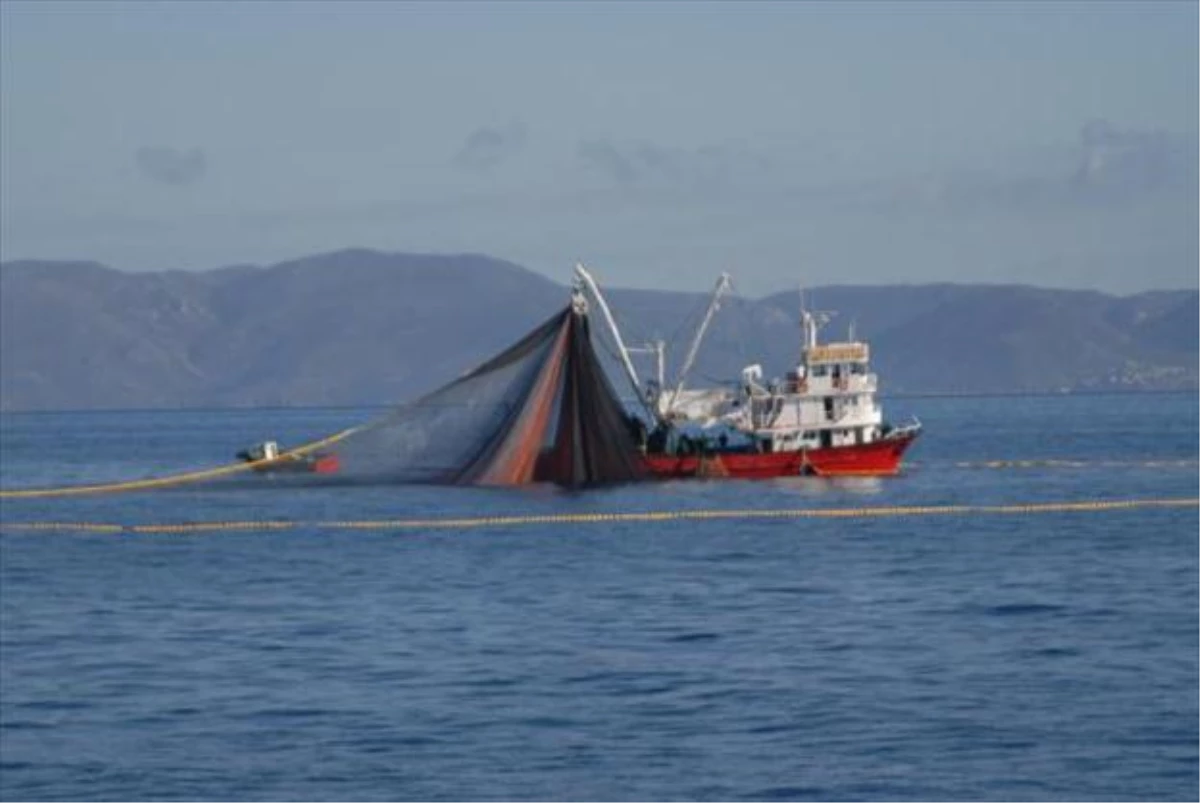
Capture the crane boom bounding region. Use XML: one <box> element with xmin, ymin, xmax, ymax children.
<box><xmin>573</xmin><ymin>263</ymin><xmax>657</xmax><ymax>421</ymax></box>
<box><xmin>666</xmin><ymin>273</ymin><xmax>732</xmax><ymax>413</ymax></box>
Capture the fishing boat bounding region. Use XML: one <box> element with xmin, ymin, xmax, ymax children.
<box><xmin>573</xmin><ymin>265</ymin><xmax>921</xmax><ymax>479</ymax></box>
<box><xmin>234</xmin><ymin>264</ymin><xmax>918</xmax><ymax>485</ymax></box>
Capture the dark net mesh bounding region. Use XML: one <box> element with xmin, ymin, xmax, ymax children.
<box><xmin>324</xmin><ymin>306</ymin><xmax>645</xmax><ymax>488</ymax></box>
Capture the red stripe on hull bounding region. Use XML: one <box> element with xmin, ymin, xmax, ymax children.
<box><xmin>642</xmin><ymin>431</ymin><xmax>919</xmax><ymax>480</ymax></box>
<box><xmin>312</xmin><ymin>455</ymin><xmax>341</xmax><ymax>474</ymax></box>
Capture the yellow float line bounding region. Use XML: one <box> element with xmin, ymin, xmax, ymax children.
<box><xmin>1</xmin><ymin>498</ymin><xmax>1194</xmax><ymax>535</ymax></box>
<box><xmin>0</xmin><ymin>428</ymin><xmax>360</xmax><ymax>499</ymax></box>
<box><xmin>954</xmin><ymin>458</ymin><xmax>1198</xmax><ymax>470</ymax></box>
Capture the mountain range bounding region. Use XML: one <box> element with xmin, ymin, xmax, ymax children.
<box><xmin>1</xmin><ymin>249</ymin><xmax>1195</xmax><ymax>411</ymax></box>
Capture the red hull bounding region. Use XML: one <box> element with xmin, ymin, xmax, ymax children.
<box><xmin>250</xmin><ymin>453</ymin><xmax>341</xmax><ymax>475</ymax></box>
<box><xmin>642</xmin><ymin>431</ymin><xmax>919</xmax><ymax>480</ymax></box>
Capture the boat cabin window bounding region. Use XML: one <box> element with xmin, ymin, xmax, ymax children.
<box><xmin>811</xmin><ymin>365</ymin><xmax>829</xmax><ymax>377</ymax></box>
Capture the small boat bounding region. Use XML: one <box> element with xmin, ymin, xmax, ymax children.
<box><xmin>574</xmin><ymin>266</ymin><xmax>921</xmax><ymax>479</ymax></box>
<box><xmin>236</xmin><ymin>440</ymin><xmax>340</xmax><ymax>474</ymax></box>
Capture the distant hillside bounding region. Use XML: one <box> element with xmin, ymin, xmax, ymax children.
<box><xmin>1</xmin><ymin>249</ymin><xmax>1195</xmax><ymax>410</ymax></box>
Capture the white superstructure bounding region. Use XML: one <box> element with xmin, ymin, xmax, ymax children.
<box><xmin>673</xmin><ymin>305</ymin><xmax>917</xmax><ymax>455</ymax></box>
<box><xmin>575</xmin><ymin>264</ymin><xmax>917</xmax><ymax>455</ymax></box>
<box><xmin>720</xmin><ymin>310</ymin><xmax>886</xmax><ymax>452</ymax></box>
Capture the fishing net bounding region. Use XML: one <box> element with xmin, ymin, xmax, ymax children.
<box><xmin>323</xmin><ymin>304</ymin><xmax>646</xmax><ymax>488</ymax></box>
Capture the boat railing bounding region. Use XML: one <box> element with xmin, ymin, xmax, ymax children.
<box><xmin>807</xmin><ymin>374</ymin><xmax>877</xmax><ymax>395</ymax></box>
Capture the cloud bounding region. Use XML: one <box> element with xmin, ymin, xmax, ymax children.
<box><xmin>577</xmin><ymin>139</ymin><xmax>770</xmax><ymax>187</ymax></box>
<box><xmin>1072</xmin><ymin>119</ymin><xmax>1196</xmax><ymax>196</ymax></box>
<box><xmin>134</xmin><ymin>146</ymin><xmax>207</xmax><ymax>186</ymax></box>
<box><xmin>834</xmin><ymin>121</ymin><xmax>1198</xmax><ymax>219</ymax></box>
<box><xmin>577</xmin><ymin>140</ymin><xmax>639</xmax><ymax>184</ymax></box>
<box><xmin>453</xmin><ymin>122</ymin><xmax>527</xmax><ymax>171</ymax></box>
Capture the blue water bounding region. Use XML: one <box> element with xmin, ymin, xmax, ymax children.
<box><xmin>1</xmin><ymin>394</ymin><xmax>1197</xmax><ymax>801</ymax></box>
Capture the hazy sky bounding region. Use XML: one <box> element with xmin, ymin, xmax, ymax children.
<box><xmin>1</xmin><ymin>0</ymin><xmax>1196</xmax><ymax>295</ymax></box>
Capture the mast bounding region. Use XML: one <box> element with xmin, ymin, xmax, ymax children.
<box><xmin>573</xmin><ymin>263</ymin><xmax>658</xmax><ymax>421</ymax></box>
<box><xmin>666</xmin><ymin>273</ymin><xmax>732</xmax><ymax>412</ymax></box>
<box><xmin>655</xmin><ymin>339</ymin><xmax>665</xmax><ymax>390</ymax></box>
<box><xmin>799</xmin><ymin>288</ymin><xmax>833</xmax><ymax>352</ymax></box>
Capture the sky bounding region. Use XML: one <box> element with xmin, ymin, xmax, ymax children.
<box><xmin>1</xmin><ymin>0</ymin><xmax>1196</xmax><ymax>296</ymax></box>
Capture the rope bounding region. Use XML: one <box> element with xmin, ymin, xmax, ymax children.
<box><xmin>0</xmin><ymin>427</ymin><xmax>360</xmax><ymax>499</ymax></box>
<box><xmin>3</xmin><ymin>446</ymin><xmax>1192</xmax><ymax>500</ymax></box>
<box><xmin>2</xmin><ymin>497</ymin><xmax>1194</xmax><ymax>535</ymax></box>
<box><xmin>951</xmin><ymin>458</ymin><xmax>1199</xmax><ymax>470</ymax></box>
<box><xmin>696</xmin><ymin>454</ymin><xmax>731</xmax><ymax>478</ymax></box>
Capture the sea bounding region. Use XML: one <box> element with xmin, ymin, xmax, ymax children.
<box><xmin>1</xmin><ymin>393</ymin><xmax>1197</xmax><ymax>802</ymax></box>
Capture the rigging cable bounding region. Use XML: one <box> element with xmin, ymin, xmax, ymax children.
<box><xmin>0</xmin><ymin>427</ymin><xmax>360</xmax><ymax>499</ymax></box>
